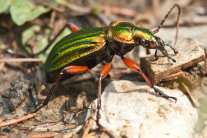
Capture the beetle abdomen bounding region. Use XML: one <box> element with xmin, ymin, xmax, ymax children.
<box><xmin>44</xmin><ymin>27</ymin><xmax>107</xmax><ymax>72</ymax></box>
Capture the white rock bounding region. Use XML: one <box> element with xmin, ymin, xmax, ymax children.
<box><xmin>88</xmin><ymin>80</ymin><xmax>198</xmax><ymax>138</ymax></box>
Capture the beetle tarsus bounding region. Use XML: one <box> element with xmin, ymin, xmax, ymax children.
<box><xmin>154</xmin><ymin>87</ymin><xmax>177</xmax><ymax>102</ymax></box>
<box><xmin>170</xmin><ymin>57</ymin><xmax>176</xmax><ymax>63</ymax></box>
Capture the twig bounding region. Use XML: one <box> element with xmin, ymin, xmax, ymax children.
<box><xmin>96</xmin><ymin>13</ymin><xmax>111</xmax><ymax>26</ymax></box>
<box><xmin>0</xmin><ymin>62</ymin><xmax>5</xmax><ymax>71</ymax></box>
<box><xmin>0</xmin><ymin>113</ymin><xmax>37</xmax><ymax>127</ymax></box>
<box><xmin>35</xmin><ymin>1</ymin><xmax>64</xmax><ymax>13</ymax></box>
<box><xmin>82</xmin><ymin>103</ymin><xmax>96</xmax><ymax>137</ymax></box>
<box><xmin>181</xmin><ymin>82</ymin><xmax>199</xmax><ymax>107</ymax></box>
<box><xmin>0</xmin><ymin>58</ymin><xmax>45</xmax><ymax>63</ymax></box>
<box><xmin>204</xmin><ymin>48</ymin><xmax>207</xmax><ymax>74</ymax></box>
<box><xmin>98</xmin><ymin>6</ymin><xmax>136</xmax><ymax>17</ymax></box>
<box><xmin>57</xmin><ymin>0</ymin><xmax>91</xmax><ymax>14</ymax></box>
<box><xmin>162</xmin><ymin>21</ymin><xmax>207</xmax><ymax>28</ymax></box>
<box><xmin>82</xmin><ymin>102</ymin><xmax>115</xmax><ymax>138</ymax></box>
<box><xmin>49</xmin><ymin>11</ymin><xmax>56</xmax><ymax>28</ymax></box>
<box><xmin>162</xmin><ymin>70</ymin><xmax>184</xmax><ymax>81</ymax></box>
<box><xmin>29</xmin><ymin>132</ymin><xmax>58</xmax><ymax>138</ymax></box>
<box><xmin>57</xmin><ymin>0</ymin><xmax>136</xmax><ymax>17</ymax></box>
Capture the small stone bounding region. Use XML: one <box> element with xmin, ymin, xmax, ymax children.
<box><xmin>88</xmin><ymin>80</ymin><xmax>198</xmax><ymax>138</ymax></box>
<box><xmin>140</xmin><ymin>38</ymin><xmax>205</xmax><ymax>84</ymax></box>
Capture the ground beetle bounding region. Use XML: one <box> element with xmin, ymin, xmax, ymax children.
<box><xmin>34</xmin><ymin>4</ymin><xmax>181</xmax><ymax>123</ymax></box>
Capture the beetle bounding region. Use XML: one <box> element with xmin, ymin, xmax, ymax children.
<box><xmin>34</xmin><ymin>4</ymin><xmax>181</xmax><ymax>123</ymax></box>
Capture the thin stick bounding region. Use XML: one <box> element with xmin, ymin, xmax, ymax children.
<box><xmin>0</xmin><ymin>58</ymin><xmax>45</xmax><ymax>63</ymax></box>
<box><xmin>181</xmin><ymin>82</ymin><xmax>199</xmax><ymax>107</ymax></box>
<box><xmin>98</xmin><ymin>6</ymin><xmax>136</xmax><ymax>18</ymax></box>
<box><xmin>0</xmin><ymin>62</ymin><xmax>5</xmax><ymax>71</ymax></box>
<box><xmin>57</xmin><ymin>0</ymin><xmax>136</xmax><ymax>17</ymax></box>
<box><xmin>204</xmin><ymin>48</ymin><xmax>207</xmax><ymax>74</ymax></box>
<box><xmin>162</xmin><ymin>70</ymin><xmax>184</xmax><ymax>81</ymax></box>
<box><xmin>35</xmin><ymin>1</ymin><xmax>64</xmax><ymax>12</ymax></box>
<box><xmin>153</xmin><ymin>4</ymin><xmax>180</xmax><ymax>33</ymax></box>
<box><xmin>0</xmin><ymin>113</ymin><xmax>37</xmax><ymax>127</ymax></box>
<box><xmin>153</xmin><ymin>3</ymin><xmax>181</xmax><ymax>45</ymax></box>
<box><xmin>174</xmin><ymin>4</ymin><xmax>181</xmax><ymax>45</ymax></box>
<box><xmin>29</xmin><ymin>132</ymin><xmax>58</xmax><ymax>138</ymax></box>
<box><xmin>83</xmin><ymin>103</ymin><xmax>96</xmax><ymax>137</ymax></box>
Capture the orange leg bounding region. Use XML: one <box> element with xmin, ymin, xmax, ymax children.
<box><xmin>68</xmin><ymin>22</ymin><xmax>80</xmax><ymax>32</ymax></box>
<box><xmin>33</xmin><ymin>65</ymin><xmax>88</xmax><ymax>113</ymax></box>
<box><xmin>122</xmin><ymin>57</ymin><xmax>177</xmax><ymax>101</ymax></box>
<box><xmin>97</xmin><ymin>63</ymin><xmax>111</xmax><ymax>124</ymax></box>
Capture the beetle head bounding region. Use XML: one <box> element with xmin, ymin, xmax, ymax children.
<box><xmin>153</xmin><ymin>36</ymin><xmax>178</xmax><ymax>62</ymax></box>
<box><xmin>133</xmin><ymin>27</ymin><xmax>178</xmax><ymax>62</ymax></box>
<box><xmin>140</xmin><ymin>36</ymin><xmax>177</xmax><ymax>62</ymax></box>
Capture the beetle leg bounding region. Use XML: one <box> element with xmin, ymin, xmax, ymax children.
<box><xmin>97</xmin><ymin>63</ymin><xmax>111</xmax><ymax>125</ymax></box>
<box><xmin>121</xmin><ymin>57</ymin><xmax>177</xmax><ymax>102</ymax></box>
<box><xmin>154</xmin><ymin>49</ymin><xmax>158</xmax><ymax>60</ymax></box>
<box><xmin>68</xmin><ymin>22</ymin><xmax>80</xmax><ymax>32</ymax></box>
<box><xmin>32</xmin><ymin>65</ymin><xmax>88</xmax><ymax>113</ymax></box>
<box><xmin>146</xmin><ymin>49</ymin><xmax>151</xmax><ymax>55</ymax></box>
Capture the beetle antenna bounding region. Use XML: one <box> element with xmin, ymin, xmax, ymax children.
<box><xmin>153</xmin><ymin>4</ymin><xmax>181</xmax><ymax>45</ymax></box>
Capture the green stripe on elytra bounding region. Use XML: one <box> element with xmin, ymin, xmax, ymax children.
<box><xmin>50</xmin><ymin>43</ymin><xmax>96</xmax><ymax>65</ymax></box>
<box><xmin>47</xmin><ymin>28</ymin><xmax>107</xmax><ymax>62</ymax></box>
<box><xmin>51</xmin><ymin>27</ymin><xmax>107</xmax><ymax>52</ymax></box>
<box><xmin>45</xmin><ymin>41</ymin><xmax>105</xmax><ymax>72</ymax></box>
<box><xmin>47</xmin><ymin>36</ymin><xmax>102</xmax><ymax>62</ymax></box>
